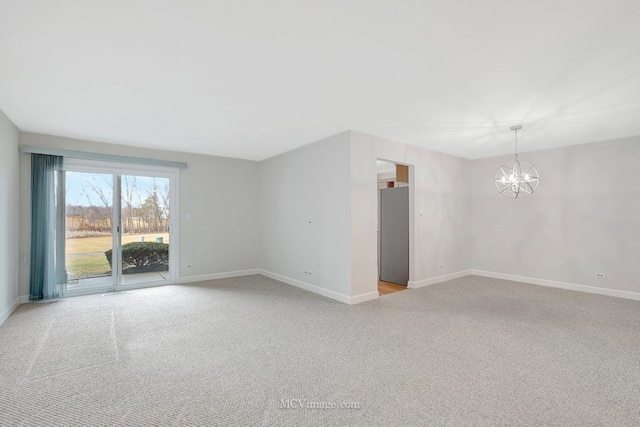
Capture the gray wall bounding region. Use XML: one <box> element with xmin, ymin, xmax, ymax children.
<box><xmin>258</xmin><ymin>132</ymin><xmax>353</xmax><ymax>301</ymax></box>
<box><xmin>9</xmin><ymin>128</ymin><xmax>640</xmax><ymax>307</ymax></box>
<box><xmin>471</xmin><ymin>136</ymin><xmax>640</xmax><ymax>294</ymax></box>
<box><xmin>19</xmin><ymin>133</ymin><xmax>260</xmax><ymax>298</ymax></box>
<box><xmin>350</xmin><ymin>131</ymin><xmax>471</xmax><ymax>297</ymax></box>
<box><xmin>0</xmin><ymin>109</ymin><xmax>20</xmax><ymax>323</ymax></box>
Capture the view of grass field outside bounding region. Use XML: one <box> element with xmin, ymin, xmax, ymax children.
<box><xmin>65</xmin><ymin>171</ymin><xmax>170</xmax><ymax>281</ymax></box>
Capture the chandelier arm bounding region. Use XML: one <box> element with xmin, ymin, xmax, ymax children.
<box><xmin>501</xmin><ymin>164</ymin><xmax>516</xmax><ymax>176</ymax></box>
<box><xmin>516</xmin><ymin>176</ymin><xmax>536</xmax><ymax>194</ymax></box>
<box><xmin>526</xmin><ymin>182</ymin><xmax>535</xmax><ymax>194</ymax></box>
<box><xmin>498</xmin><ymin>184</ymin><xmax>513</xmax><ymax>194</ymax></box>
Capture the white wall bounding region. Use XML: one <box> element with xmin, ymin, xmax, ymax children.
<box><xmin>350</xmin><ymin>131</ymin><xmax>471</xmax><ymax>298</ymax></box>
<box><xmin>470</xmin><ymin>136</ymin><xmax>640</xmax><ymax>297</ymax></box>
<box><xmin>258</xmin><ymin>132</ymin><xmax>353</xmax><ymax>302</ymax></box>
<box><xmin>13</xmin><ymin>128</ymin><xmax>639</xmax><ymax>307</ymax></box>
<box><xmin>0</xmin><ymin>109</ymin><xmax>20</xmax><ymax>325</ymax></box>
<box><xmin>19</xmin><ymin>132</ymin><xmax>259</xmax><ymax>299</ymax></box>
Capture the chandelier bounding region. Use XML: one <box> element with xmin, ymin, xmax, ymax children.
<box><xmin>494</xmin><ymin>125</ymin><xmax>539</xmax><ymax>198</ymax></box>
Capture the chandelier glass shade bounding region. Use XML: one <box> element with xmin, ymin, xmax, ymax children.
<box><xmin>494</xmin><ymin>125</ymin><xmax>539</xmax><ymax>198</ymax></box>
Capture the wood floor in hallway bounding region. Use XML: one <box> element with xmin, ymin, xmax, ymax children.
<box><xmin>378</xmin><ymin>280</ymin><xmax>407</xmax><ymax>295</ymax></box>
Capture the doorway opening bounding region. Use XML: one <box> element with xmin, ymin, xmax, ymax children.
<box><xmin>377</xmin><ymin>160</ymin><xmax>410</xmax><ymax>296</ymax></box>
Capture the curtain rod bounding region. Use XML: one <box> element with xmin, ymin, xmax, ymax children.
<box><xmin>22</xmin><ymin>145</ymin><xmax>188</xmax><ymax>169</ymax></box>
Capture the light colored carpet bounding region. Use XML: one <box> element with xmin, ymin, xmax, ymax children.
<box><xmin>1</xmin><ymin>275</ymin><xmax>639</xmax><ymax>426</ymax></box>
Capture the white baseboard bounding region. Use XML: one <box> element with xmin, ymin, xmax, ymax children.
<box><xmin>178</xmin><ymin>269</ymin><xmax>260</xmax><ymax>284</ymax></box>
<box><xmin>16</xmin><ymin>270</ymin><xmax>260</xmax><ymax>302</ymax></box>
<box><xmin>471</xmin><ymin>269</ymin><xmax>640</xmax><ymax>301</ymax></box>
<box><xmin>259</xmin><ymin>269</ymin><xmax>357</xmax><ymax>305</ymax></box>
<box><xmin>351</xmin><ymin>291</ymin><xmax>380</xmax><ymax>304</ymax></box>
<box><xmin>408</xmin><ymin>270</ymin><xmax>472</xmax><ymax>289</ymax></box>
<box><xmin>0</xmin><ymin>297</ymin><xmax>20</xmax><ymax>326</ymax></box>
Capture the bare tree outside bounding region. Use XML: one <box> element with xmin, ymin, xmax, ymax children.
<box><xmin>121</xmin><ymin>175</ymin><xmax>138</xmax><ymax>234</ymax></box>
<box><xmin>64</xmin><ymin>172</ymin><xmax>171</xmax><ymax>282</ymax></box>
<box><xmin>65</xmin><ymin>174</ymin><xmax>170</xmax><ymax>237</ymax></box>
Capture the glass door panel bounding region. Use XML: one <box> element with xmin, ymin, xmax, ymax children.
<box><xmin>118</xmin><ymin>174</ymin><xmax>171</xmax><ymax>287</ymax></box>
<box><xmin>64</xmin><ymin>171</ymin><xmax>115</xmax><ymax>292</ymax></box>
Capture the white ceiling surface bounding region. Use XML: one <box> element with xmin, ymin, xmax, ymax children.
<box><xmin>1</xmin><ymin>1</ymin><xmax>639</xmax><ymax>161</ymax></box>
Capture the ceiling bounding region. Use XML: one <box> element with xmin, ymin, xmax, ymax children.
<box><xmin>1</xmin><ymin>0</ymin><xmax>639</xmax><ymax>161</ymax></box>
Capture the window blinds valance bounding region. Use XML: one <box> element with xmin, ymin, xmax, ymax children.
<box><xmin>22</xmin><ymin>145</ymin><xmax>188</xmax><ymax>169</ymax></box>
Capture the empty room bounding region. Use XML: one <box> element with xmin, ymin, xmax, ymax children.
<box><xmin>1</xmin><ymin>1</ymin><xmax>639</xmax><ymax>426</ymax></box>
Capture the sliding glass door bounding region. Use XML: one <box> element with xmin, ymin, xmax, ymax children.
<box><xmin>119</xmin><ymin>174</ymin><xmax>171</xmax><ymax>286</ymax></box>
<box><xmin>62</xmin><ymin>160</ymin><xmax>177</xmax><ymax>296</ymax></box>
<box><xmin>65</xmin><ymin>171</ymin><xmax>115</xmax><ymax>292</ymax></box>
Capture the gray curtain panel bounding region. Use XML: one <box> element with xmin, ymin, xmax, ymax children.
<box><xmin>30</xmin><ymin>153</ymin><xmax>63</xmax><ymax>300</ymax></box>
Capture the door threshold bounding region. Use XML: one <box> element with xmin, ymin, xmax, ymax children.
<box><xmin>102</xmin><ymin>291</ymin><xmax>130</xmax><ymax>296</ymax></box>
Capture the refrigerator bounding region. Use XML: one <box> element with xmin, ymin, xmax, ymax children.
<box><xmin>378</xmin><ymin>186</ymin><xmax>409</xmax><ymax>285</ymax></box>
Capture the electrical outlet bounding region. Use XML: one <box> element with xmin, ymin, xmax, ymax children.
<box><xmin>595</xmin><ymin>272</ymin><xmax>605</xmax><ymax>279</ymax></box>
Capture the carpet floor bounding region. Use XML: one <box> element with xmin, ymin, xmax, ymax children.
<box><xmin>1</xmin><ymin>275</ymin><xmax>639</xmax><ymax>426</ymax></box>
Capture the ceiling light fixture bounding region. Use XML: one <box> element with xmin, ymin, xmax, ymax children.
<box><xmin>494</xmin><ymin>125</ymin><xmax>539</xmax><ymax>198</ymax></box>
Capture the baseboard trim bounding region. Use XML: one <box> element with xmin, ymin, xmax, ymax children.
<box><xmin>259</xmin><ymin>270</ymin><xmax>356</xmax><ymax>304</ymax></box>
<box><xmin>16</xmin><ymin>270</ymin><xmax>260</xmax><ymax>302</ymax></box>
<box><xmin>408</xmin><ymin>270</ymin><xmax>472</xmax><ymax>289</ymax></box>
<box><xmin>471</xmin><ymin>269</ymin><xmax>640</xmax><ymax>301</ymax></box>
<box><xmin>178</xmin><ymin>269</ymin><xmax>260</xmax><ymax>284</ymax></box>
<box><xmin>0</xmin><ymin>297</ymin><xmax>21</xmax><ymax>326</ymax></box>
<box><xmin>351</xmin><ymin>291</ymin><xmax>380</xmax><ymax>304</ymax></box>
